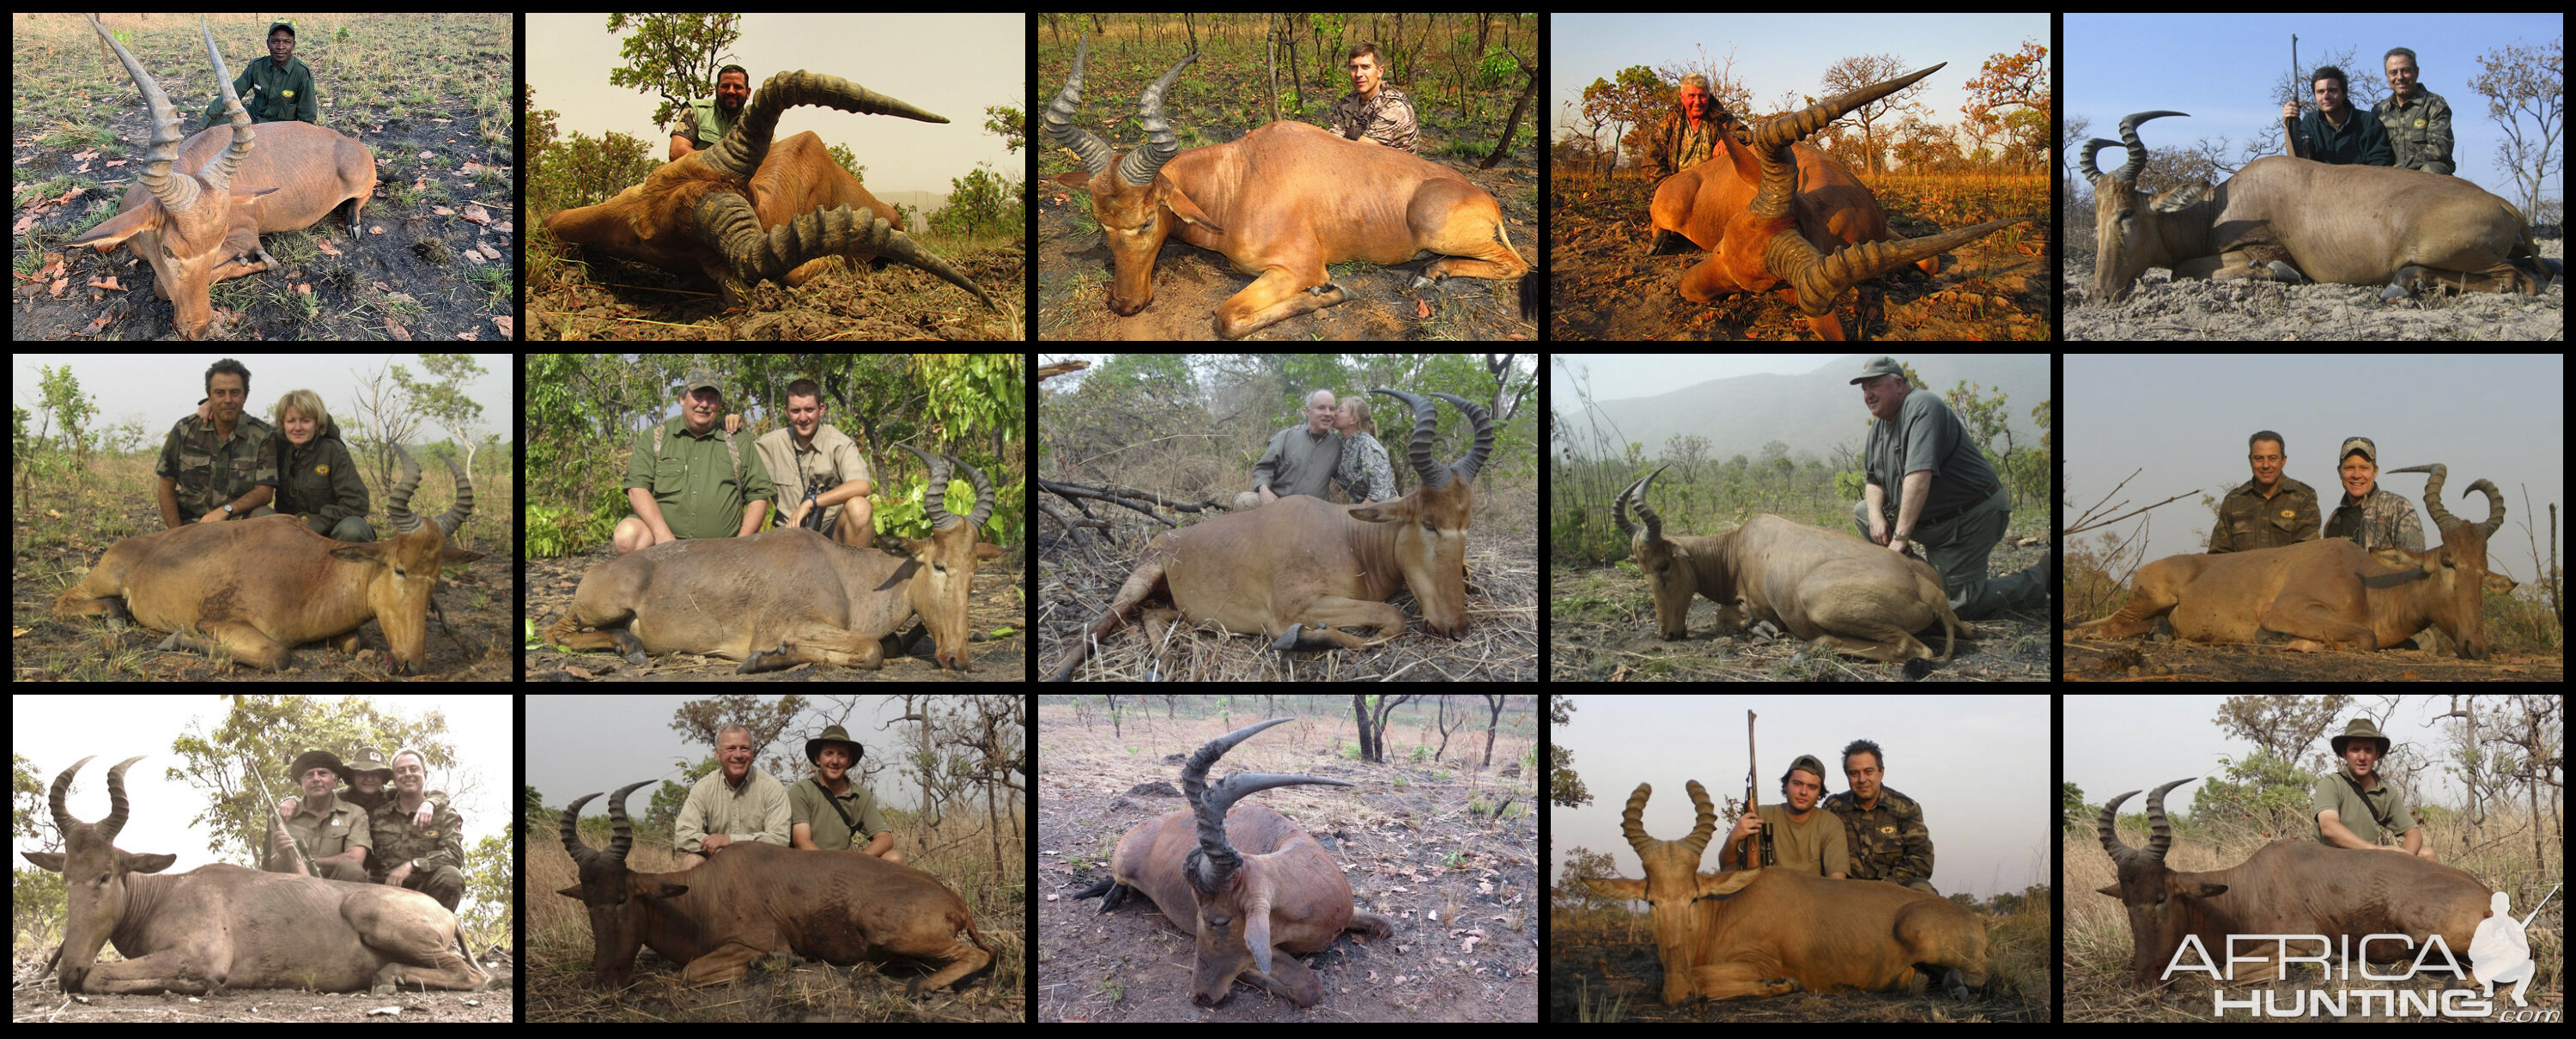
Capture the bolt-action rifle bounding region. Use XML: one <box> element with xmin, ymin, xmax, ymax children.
<box><xmin>1745</xmin><ymin>710</ymin><xmax>1777</xmax><ymax>869</ymax></box>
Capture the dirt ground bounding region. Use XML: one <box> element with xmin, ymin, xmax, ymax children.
<box><xmin>11</xmin><ymin>955</ymin><xmax>514</xmax><ymax>1023</ymax></box>
<box><xmin>1038</xmin><ymin>708</ymin><xmax>1537</xmax><ymax>1021</ymax></box>
<box><xmin>2061</xmin><ymin>240</ymin><xmax>2565</xmax><ymax>341</ymax></box>
<box><xmin>2061</xmin><ymin>634</ymin><xmax>2565</xmax><ymax>682</ymax></box>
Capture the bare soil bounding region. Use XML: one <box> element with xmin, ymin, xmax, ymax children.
<box><xmin>2061</xmin><ymin>240</ymin><xmax>2565</xmax><ymax>341</ymax></box>
<box><xmin>2061</xmin><ymin>633</ymin><xmax>2564</xmax><ymax>682</ymax></box>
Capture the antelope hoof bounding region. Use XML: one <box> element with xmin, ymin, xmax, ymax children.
<box><xmin>612</xmin><ymin>629</ymin><xmax>648</xmax><ymax>667</ymax></box>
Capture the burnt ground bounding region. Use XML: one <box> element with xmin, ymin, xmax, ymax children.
<box><xmin>1036</xmin><ymin>38</ymin><xmax>1540</xmax><ymax>342</ymax></box>
<box><xmin>1550</xmin><ymin>534</ymin><xmax>2053</xmax><ymax>682</ymax></box>
<box><xmin>2060</xmin><ymin>633</ymin><xmax>2565</xmax><ymax>682</ymax></box>
<box><xmin>1038</xmin><ymin>708</ymin><xmax>1538</xmax><ymax>1021</ymax></box>
<box><xmin>522</xmin><ymin>538</ymin><xmax>1029</xmax><ymax>681</ymax></box>
<box><xmin>1549</xmin><ymin>168</ymin><xmax>2050</xmax><ymax>341</ymax></box>
<box><xmin>16</xmin><ymin>14</ymin><xmax>517</xmax><ymax>342</ymax></box>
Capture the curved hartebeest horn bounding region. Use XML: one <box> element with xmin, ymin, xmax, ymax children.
<box><xmin>49</xmin><ymin>755</ymin><xmax>149</xmax><ymax>844</ymax></box>
<box><xmin>2385</xmin><ymin>464</ymin><xmax>2505</xmax><ymax>538</ymax></box>
<box><xmin>1615</xmin><ymin>465</ymin><xmax>1673</xmax><ymax>544</ymax></box>
<box><xmin>898</xmin><ymin>444</ymin><xmax>998</xmax><ymax>533</ymax></box>
<box><xmin>380</xmin><ymin>447</ymin><xmax>477</xmax><ymax>538</ymax></box>
<box><xmin>1181</xmin><ymin>718</ymin><xmax>1352</xmax><ymax>894</ymax></box>
<box><xmin>83</xmin><ymin>15</ymin><xmax>256</xmax><ymax>220</ymax></box>
<box><xmin>1042</xmin><ymin>33</ymin><xmax>1196</xmax><ymax>189</ymax></box>
<box><xmin>1748</xmin><ymin>63</ymin><xmax>2029</xmax><ymax>319</ymax></box>
<box><xmin>2097</xmin><ymin>776</ymin><xmax>2195</xmax><ymax>871</ymax></box>
<box><xmin>559</xmin><ymin>780</ymin><xmax>654</xmax><ymax>874</ymax></box>
<box><xmin>2079</xmin><ymin>111</ymin><xmax>2189</xmax><ymax>185</ymax></box>
<box><xmin>1619</xmin><ymin>780</ymin><xmax>1718</xmax><ymax>860</ymax></box>
<box><xmin>1119</xmin><ymin>52</ymin><xmax>1197</xmax><ymax>187</ymax></box>
<box><xmin>681</xmin><ymin>70</ymin><xmax>994</xmax><ymax>311</ymax></box>
<box><xmin>696</xmin><ymin>71</ymin><xmax>950</xmax><ymax>184</ymax></box>
<box><xmin>1370</xmin><ymin>388</ymin><xmax>1495</xmax><ymax>492</ymax></box>
<box><xmin>1041</xmin><ymin>34</ymin><xmax>1115</xmax><ymax>176</ymax></box>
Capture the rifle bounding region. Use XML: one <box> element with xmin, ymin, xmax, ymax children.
<box><xmin>1745</xmin><ymin>710</ymin><xmax>1777</xmax><ymax>869</ymax></box>
<box><xmin>2284</xmin><ymin>33</ymin><xmax>2306</xmax><ymax>159</ymax></box>
<box><xmin>245</xmin><ymin>754</ymin><xmax>319</xmax><ymax>877</ymax></box>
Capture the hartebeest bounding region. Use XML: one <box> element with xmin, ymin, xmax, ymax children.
<box><xmin>544</xmin><ymin>70</ymin><xmax>996</xmax><ymax>311</ymax></box>
<box><xmin>1615</xmin><ymin>465</ymin><xmax>1964</xmax><ymax>660</ymax></box>
<box><xmin>22</xmin><ymin>756</ymin><xmax>488</xmax><ymax>994</ymax></box>
<box><xmin>68</xmin><ymin>15</ymin><xmax>378</xmax><ymax>340</ymax></box>
<box><xmin>556</xmin><ymin>781</ymin><xmax>992</xmax><ymax>992</ymax></box>
<box><xmin>1645</xmin><ymin>63</ymin><xmax>2026</xmax><ymax>340</ymax></box>
<box><xmin>53</xmin><ymin>447</ymin><xmax>480</xmax><ymax>674</ymax></box>
<box><xmin>1583</xmin><ymin>780</ymin><xmax>1987</xmax><ymax>1004</ymax></box>
<box><xmin>2085</xmin><ymin>111</ymin><xmax>2555</xmax><ymax>303</ymax></box>
<box><xmin>1044</xmin><ymin>388</ymin><xmax>1491</xmax><ymax>682</ymax></box>
<box><xmin>545</xmin><ymin>446</ymin><xmax>1002</xmax><ymax>671</ymax></box>
<box><xmin>2094</xmin><ymin>777</ymin><xmax>2494</xmax><ymax>988</ymax></box>
<box><xmin>1045</xmin><ymin>34</ymin><xmax>1532</xmax><ymax>338</ymax></box>
<box><xmin>2072</xmin><ymin>464</ymin><xmax>2512</xmax><ymax>657</ymax></box>
<box><xmin>1075</xmin><ymin>718</ymin><xmax>1396</xmax><ymax>1006</ymax></box>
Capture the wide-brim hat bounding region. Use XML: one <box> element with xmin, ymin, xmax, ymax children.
<box><xmin>289</xmin><ymin>750</ymin><xmax>349</xmax><ymax>784</ymax></box>
<box><xmin>2330</xmin><ymin>718</ymin><xmax>2391</xmax><ymax>756</ymax></box>
<box><xmin>805</xmin><ymin>725</ymin><xmax>865</xmax><ymax>765</ymax></box>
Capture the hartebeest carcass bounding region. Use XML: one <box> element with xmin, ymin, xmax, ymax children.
<box><xmin>1043</xmin><ymin>388</ymin><xmax>1491</xmax><ymax>682</ymax></box>
<box><xmin>556</xmin><ymin>781</ymin><xmax>992</xmax><ymax>992</ymax></box>
<box><xmin>21</xmin><ymin>756</ymin><xmax>487</xmax><ymax>994</ymax></box>
<box><xmin>2085</xmin><ymin>111</ymin><xmax>2555</xmax><ymax>303</ymax></box>
<box><xmin>545</xmin><ymin>446</ymin><xmax>1002</xmax><ymax>672</ymax></box>
<box><xmin>1074</xmin><ymin>718</ymin><xmax>1396</xmax><ymax>1007</ymax></box>
<box><xmin>1583</xmin><ymin>781</ymin><xmax>1987</xmax><ymax>1004</ymax></box>
<box><xmin>52</xmin><ymin>447</ymin><xmax>480</xmax><ymax>674</ymax></box>
<box><xmin>1615</xmin><ymin>465</ymin><xmax>1964</xmax><ymax>660</ymax></box>
<box><xmin>2072</xmin><ymin>463</ymin><xmax>2513</xmax><ymax>657</ymax></box>
<box><xmin>544</xmin><ymin>70</ymin><xmax>996</xmax><ymax>311</ymax></box>
<box><xmin>1646</xmin><ymin>64</ymin><xmax>2028</xmax><ymax>340</ymax></box>
<box><xmin>67</xmin><ymin>15</ymin><xmax>377</xmax><ymax>340</ymax></box>
<box><xmin>1044</xmin><ymin>34</ymin><xmax>1532</xmax><ymax>338</ymax></box>
<box><xmin>2094</xmin><ymin>777</ymin><xmax>2494</xmax><ymax>988</ymax></box>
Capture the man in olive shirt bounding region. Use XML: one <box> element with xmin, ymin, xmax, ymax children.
<box><xmin>2315</xmin><ymin>718</ymin><xmax>2439</xmax><ymax>861</ymax></box>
